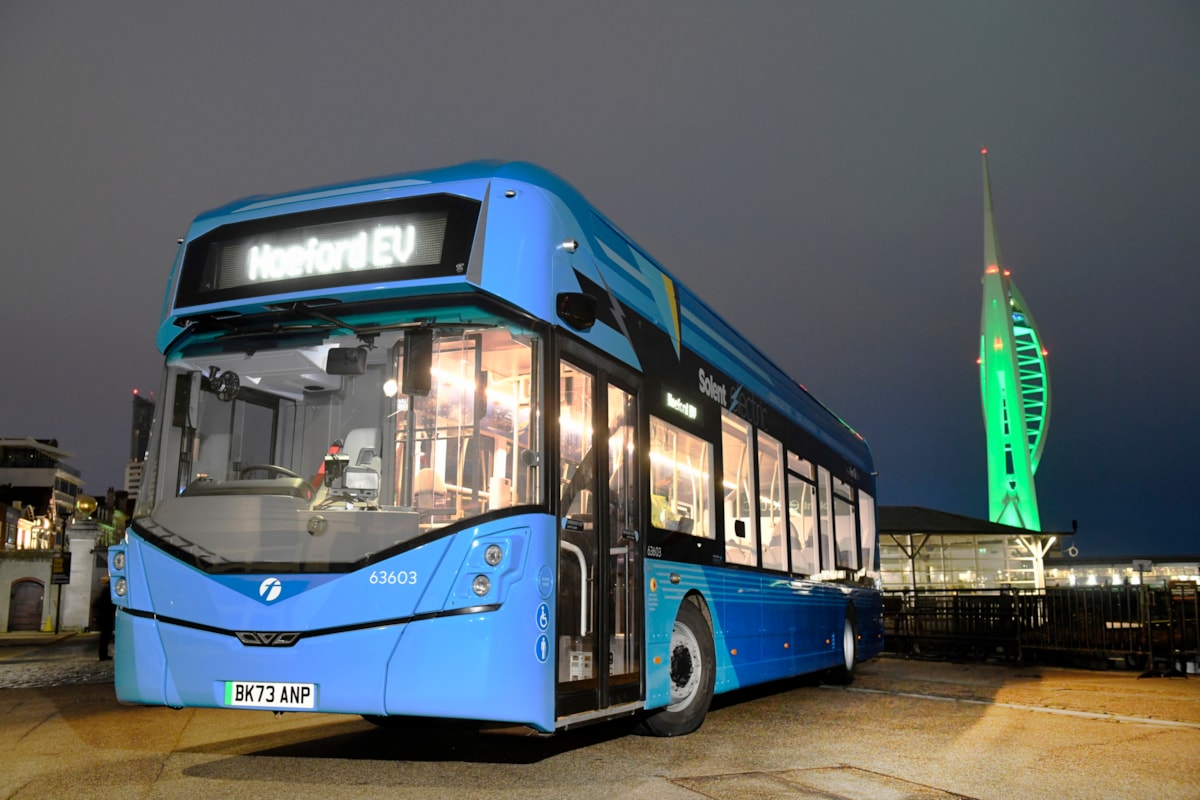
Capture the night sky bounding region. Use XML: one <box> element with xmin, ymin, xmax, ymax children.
<box><xmin>2</xmin><ymin>3</ymin><xmax>1197</xmax><ymax>556</ymax></box>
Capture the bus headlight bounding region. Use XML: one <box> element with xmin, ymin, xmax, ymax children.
<box><xmin>484</xmin><ymin>544</ymin><xmax>504</xmax><ymax>567</ymax></box>
<box><xmin>111</xmin><ymin>551</ymin><xmax>126</xmax><ymax>571</ymax></box>
<box><xmin>472</xmin><ymin>575</ymin><xmax>491</xmax><ymax>596</ymax></box>
<box><xmin>114</xmin><ymin>577</ymin><xmax>128</xmax><ymax>597</ymax></box>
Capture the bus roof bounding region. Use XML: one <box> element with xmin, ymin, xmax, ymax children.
<box><xmin>168</xmin><ymin>160</ymin><xmax>873</xmax><ymax>475</ymax></box>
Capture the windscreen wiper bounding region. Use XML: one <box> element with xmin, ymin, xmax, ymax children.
<box><xmin>176</xmin><ymin>299</ymin><xmax>354</xmax><ymax>340</ymax></box>
<box><xmin>262</xmin><ymin>300</ymin><xmax>397</xmax><ymax>341</ymax></box>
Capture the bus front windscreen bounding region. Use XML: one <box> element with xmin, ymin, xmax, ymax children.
<box><xmin>135</xmin><ymin>321</ymin><xmax>542</xmax><ymax>572</ymax></box>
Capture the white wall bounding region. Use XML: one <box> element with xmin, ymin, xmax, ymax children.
<box><xmin>0</xmin><ymin>554</ymin><xmax>53</xmax><ymax>632</ymax></box>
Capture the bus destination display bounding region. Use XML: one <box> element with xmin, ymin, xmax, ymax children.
<box><xmin>219</xmin><ymin>212</ymin><xmax>448</xmax><ymax>290</ymax></box>
<box><xmin>173</xmin><ymin>194</ymin><xmax>480</xmax><ymax>309</ymax></box>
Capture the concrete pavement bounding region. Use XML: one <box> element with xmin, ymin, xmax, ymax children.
<box><xmin>1</xmin><ymin>639</ymin><xmax>1197</xmax><ymax>799</ymax></box>
<box><xmin>0</xmin><ymin>631</ymin><xmax>113</xmax><ymax>689</ymax></box>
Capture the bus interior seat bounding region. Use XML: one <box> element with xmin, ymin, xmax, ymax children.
<box><xmin>456</xmin><ymin>437</ymin><xmax>486</xmax><ymax>514</ymax></box>
<box><xmin>789</xmin><ymin>520</ymin><xmax>817</xmax><ymax>572</ymax></box>
<box><xmin>342</xmin><ymin>428</ymin><xmax>381</xmax><ymax>473</ymax></box>
<box><xmin>723</xmin><ymin>518</ymin><xmax>759</xmax><ymax>565</ymax></box>
<box><xmin>326</xmin><ymin>427</ymin><xmax>381</xmax><ymax>502</ymax></box>
<box><xmin>414</xmin><ymin>467</ymin><xmax>448</xmax><ymax>510</ymax></box>
<box><xmin>459</xmin><ymin>437</ymin><xmax>485</xmax><ymax>489</ymax></box>
<box><xmin>761</xmin><ymin>520</ymin><xmax>794</xmax><ymax>571</ymax></box>
<box><xmin>725</xmin><ymin>535</ymin><xmax>756</xmax><ymax>565</ymax></box>
<box><xmin>725</xmin><ymin>545</ymin><xmax>755</xmax><ymax>566</ymax></box>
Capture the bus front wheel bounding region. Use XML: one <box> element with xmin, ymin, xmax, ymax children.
<box><xmin>637</xmin><ymin>599</ymin><xmax>715</xmax><ymax>737</ymax></box>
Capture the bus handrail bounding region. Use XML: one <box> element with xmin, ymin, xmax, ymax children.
<box><xmin>559</xmin><ymin>539</ymin><xmax>588</xmax><ymax>634</ymax></box>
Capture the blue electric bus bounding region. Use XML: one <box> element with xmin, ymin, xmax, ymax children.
<box><xmin>109</xmin><ymin>161</ymin><xmax>883</xmax><ymax>736</ymax></box>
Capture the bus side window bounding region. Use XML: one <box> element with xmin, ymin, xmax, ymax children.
<box><xmin>859</xmin><ymin>491</ymin><xmax>877</xmax><ymax>576</ymax></box>
<box><xmin>757</xmin><ymin>430</ymin><xmax>785</xmax><ymax>571</ymax></box>
<box><xmin>648</xmin><ymin>416</ymin><xmax>714</xmax><ymax>538</ymax></box>
<box><xmin>721</xmin><ymin>408</ymin><xmax>756</xmax><ymax>565</ymax></box>
<box><xmin>817</xmin><ymin>467</ymin><xmax>834</xmax><ymax>573</ymax></box>
<box><xmin>787</xmin><ymin>452</ymin><xmax>818</xmax><ymax>576</ymax></box>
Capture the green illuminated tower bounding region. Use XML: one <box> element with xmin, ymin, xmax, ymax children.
<box><xmin>978</xmin><ymin>149</ymin><xmax>1049</xmax><ymax>530</ymax></box>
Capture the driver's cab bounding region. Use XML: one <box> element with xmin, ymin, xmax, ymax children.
<box><xmin>137</xmin><ymin>317</ymin><xmax>542</xmax><ymax>570</ymax></box>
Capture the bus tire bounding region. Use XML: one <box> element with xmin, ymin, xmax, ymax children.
<box><xmin>637</xmin><ymin>599</ymin><xmax>715</xmax><ymax>737</ymax></box>
<box><xmin>827</xmin><ymin>605</ymin><xmax>858</xmax><ymax>686</ymax></box>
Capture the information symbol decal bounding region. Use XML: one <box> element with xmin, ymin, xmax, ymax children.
<box><xmin>535</xmin><ymin>634</ymin><xmax>549</xmax><ymax>663</ymax></box>
<box><xmin>536</xmin><ymin>603</ymin><xmax>549</xmax><ymax>631</ymax></box>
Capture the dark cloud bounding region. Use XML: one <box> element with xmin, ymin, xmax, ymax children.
<box><xmin>2</xmin><ymin>1</ymin><xmax>1197</xmax><ymax>555</ymax></box>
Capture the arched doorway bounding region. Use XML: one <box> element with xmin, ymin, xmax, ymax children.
<box><xmin>8</xmin><ymin>578</ymin><xmax>45</xmax><ymax>632</ymax></box>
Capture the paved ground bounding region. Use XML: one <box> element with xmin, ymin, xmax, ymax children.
<box><xmin>0</xmin><ymin>632</ymin><xmax>113</xmax><ymax>689</ymax></box>
<box><xmin>2</xmin><ymin>634</ymin><xmax>1198</xmax><ymax>799</ymax></box>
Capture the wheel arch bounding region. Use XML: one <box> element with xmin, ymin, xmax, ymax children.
<box><xmin>681</xmin><ymin>589</ymin><xmax>713</xmax><ymax>632</ymax></box>
<box><xmin>637</xmin><ymin>588</ymin><xmax>718</xmax><ymax>736</ymax></box>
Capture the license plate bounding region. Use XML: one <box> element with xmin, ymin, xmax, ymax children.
<box><xmin>224</xmin><ymin>681</ymin><xmax>315</xmax><ymax>709</ymax></box>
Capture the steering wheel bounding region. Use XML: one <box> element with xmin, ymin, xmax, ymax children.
<box><xmin>239</xmin><ymin>464</ymin><xmax>301</xmax><ymax>480</ymax></box>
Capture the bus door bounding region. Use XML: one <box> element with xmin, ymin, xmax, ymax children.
<box><xmin>556</xmin><ymin>349</ymin><xmax>643</xmax><ymax>718</ymax></box>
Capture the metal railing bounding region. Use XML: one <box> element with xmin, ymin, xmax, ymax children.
<box><xmin>884</xmin><ymin>583</ymin><xmax>1199</xmax><ymax>672</ymax></box>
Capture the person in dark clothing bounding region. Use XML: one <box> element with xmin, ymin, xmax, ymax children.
<box><xmin>94</xmin><ymin>578</ymin><xmax>116</xmax><ymax>661</ymax></box>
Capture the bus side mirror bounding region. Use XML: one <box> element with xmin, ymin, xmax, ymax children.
<box><xmin>403</xmin><ymin>329</ymin><xmax>433</xmax><ymax>396</ymax></box>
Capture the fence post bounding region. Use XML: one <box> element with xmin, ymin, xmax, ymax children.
<box><xmin>1139</xmin><ymin>585</ymin><xmax>1187</xmax><ymax>679</ymax></box>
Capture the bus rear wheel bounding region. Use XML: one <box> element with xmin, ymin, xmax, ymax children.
<box><xmin>827</xmin><ymin>605</ymin><xmax>858</xmax><ymax>686</ymax></box>
<box><xmin>637</xmin><ymin>599</ymin><xmax>715</xmax><ymax>737</ymax></box>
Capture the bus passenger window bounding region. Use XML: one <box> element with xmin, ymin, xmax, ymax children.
<box><xmin>787</xmin><ymin>452</ymin><xmax>818</xmax><ymax>576</ymax></box>
<box><xmin>833</xmin><ymin>476</ymin><xmax>859</xmax><ymax>571</ymax></box>
<box><xmin>818</xmin><ymin>467</ymin><xmax>834</xmax><ymax>573</ymax></box>
<box><xmin>649</xmin><ymin>416</ymin><xmax>713</xmax><ymax>538</ymax></box>
<box><xmin>721</xmin><ymin>409</ymin><xmax>756</xmax><ymax>565</ymax></box>
<box><xmin>859</xmin><ymin>491</ymin><xmax>877</xmax><ymax>576</ymax></box>
<box><xmin>757</xmin><ymin>430</ymin><xmax>786</xmax><ymax>571</ymax></box>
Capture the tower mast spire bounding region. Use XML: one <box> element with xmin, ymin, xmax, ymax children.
<box><xmin>978</xmin><ymin>148</ymin><xmax>1049</xmax><ymax>531</ymax></box>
